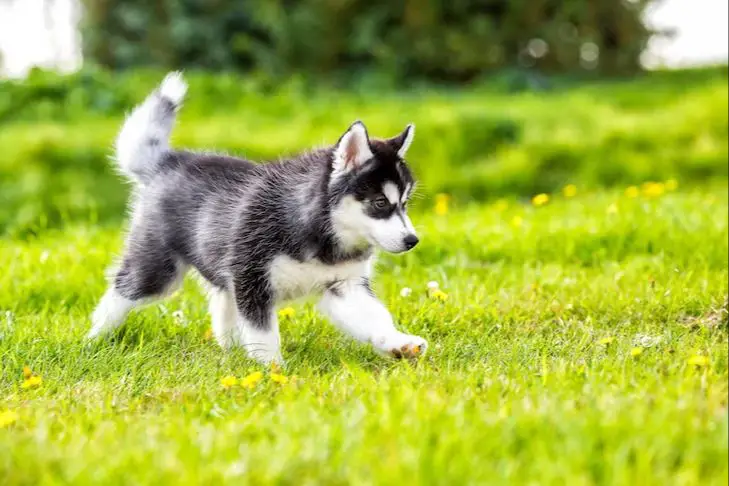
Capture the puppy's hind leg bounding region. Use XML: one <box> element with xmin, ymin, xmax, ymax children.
<box><xmin>89</xmin><ymin>286</ymin><xmax>136</xmax><ymax>339</ymax></box>
<box><xmin>88</xmin><ymin>249</ymin><xmax>186</xmax><ymax>339</ymax></box>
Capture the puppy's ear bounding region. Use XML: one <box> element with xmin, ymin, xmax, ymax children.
<box><xmin>333</xmin><ymin>121</ymin><xmax>373</xmax><ymax>174</ymax></box>
<box><xmin>386</xmin><ymin>124</ymin><xmax>415</xmax><ymax>158</ymax></box>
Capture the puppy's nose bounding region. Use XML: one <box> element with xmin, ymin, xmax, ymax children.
<box><xmin>403</xmin><ymin>234</ymin><xmax>419</xmax><ymax>250</ymax></box>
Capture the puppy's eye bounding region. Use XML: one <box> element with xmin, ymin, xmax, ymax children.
<box><xmin>373</xmin><ymin>198</ymin><xmax>388</xmax><ymax>210</ymax></box>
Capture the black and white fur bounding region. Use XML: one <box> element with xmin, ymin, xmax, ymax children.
<box><xmin>89</xmin><ymin>72</ymin><xmax>426</xmax><ymax>364</ymax></box>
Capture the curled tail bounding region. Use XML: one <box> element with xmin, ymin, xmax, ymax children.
<box><xmin>115</xmin><ymin>71</ymin><xmax>187</xmax><ymax>184</ymax></box>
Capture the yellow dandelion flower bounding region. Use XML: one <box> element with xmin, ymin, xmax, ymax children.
<box><xmin>0</xmin><ymin>410</ymin><xmax>19</xmax><ymax>428</ymax></box>
<box><xmin>430</xmin><ymin>289</ymin><xmax>449</xmax><ymax>301</ymax></box>
<box><xmin>22</xmin><ymin>366</ymin><xmax>32</xmax><ymax>379</ymax></box>
<box><xmin>687</xmin><ymin>355</ymin><xmax>709</xmax><ymax>367</ymax></box>
<box><xmin>665</xmin><ymin>179</ymin><xmax>678</xmax><ymax>191</ymax></box>
<box><xmin>270</xmin><ymin>373</ymin><xmax>289</xmax><ymax>384</ymax></box>
<box><xmin>21</xmin><ymin>375</ymin><xmax>42</xmax><ymax>389</ymax></box>
<box><xmin>642</xmin><ymin>182</ymin><xmax>665</xmax><ymax>198</ymax></box>
<box><xmin>606</xmin><ymin>203</ymin><xmax>619</xmax><ymax>215</ymax></box>
<box><xmin>531</xmin><ymin>193</ymin><xmax>550</xmax><ymax>207</ymax></box>
<box><xmin>220</xmin><ymin>375</ymin><xmax>238</xmax><ymax>388</ymax></box>
<box><xmin>562</xmin><ymin>184</ymin><xmax>577</xmax><ymax>198</ymax></box>
<box><xmin>240</xmin><ymin>371</ymin><xmax>264</xmax><ymax>388</ymax></box>
<box><xmin>599</xmin><ymin>337</ymin><xmax>615</xmax><ymax>345</ymax></box>
<box><xmin>511</xmin><ymin>215</ymin><xmax>523</xmax><ymax>228</ymax></box>
<box><xmin>625</xmin><ymin>186</ymin><xmax>640</xmax><ymax>198</ymax></box>
<box><xmin>434</xmin><ymin>193</ymin><xmax>450</xmax><ymax>215</ymax></box>
<box><xmin>203</xmin><ymin>329</ymin><xmax>213</xmax><ymax>341</ymax></box>
<box><xmin>494</xmin><ymin>199</ymin><xmax>509</xmax><ymax>212</ymax></box>
<box><xmin>630</xmin><ymin>347</ymin><xmax>643</xmax><ymax>357</ymax></box>
<box><xmin>278</xmin><ymin>307</ymin><xmax>295</xmax><ymax>320</ymax></box>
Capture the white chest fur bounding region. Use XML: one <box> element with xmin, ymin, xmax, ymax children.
<box><xmin>268</xmin><ymin>255</ymin><xmax>372</xmax><ymax>300</ymax></box>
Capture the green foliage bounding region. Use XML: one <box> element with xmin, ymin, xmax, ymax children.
<box><xmin>0</xmin><ymin>67</ymin><xmax>135</xmax><ymax>124</ymax></box>
<box><xmin>80</xmin><ymin>0</ymin><xmax>659</xmax><ymax>81</ymax></box>
<box><xmin>0</xmin><ymin>67</ymin><xmax>726</xmax><ymax>237</ymax></box>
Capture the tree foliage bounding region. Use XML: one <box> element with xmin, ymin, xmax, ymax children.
<box><xmin>81</xmin><ymin>0</ymin><xmax>659</xmax><ymax>81</ymax></box>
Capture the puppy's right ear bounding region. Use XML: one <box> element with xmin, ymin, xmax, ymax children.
<box><xmin>333</xmin><ymin>121</ymin><xmax>373</xmax><ymax>175</ymax></box>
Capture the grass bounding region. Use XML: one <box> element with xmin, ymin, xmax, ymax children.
<box><xmin>1</xmin><ymin>67</ymin><xmax>727</xmax><ymax>236</ymax></box>
<box><xmin>1</xmin><ymin>67</ymin><xmax>728</xmax><ymax>484</ymax></box>
<box><xmin>1</xmin><ymin>183</ymin><xmax>727</xmax><ymax>485</ymax></box>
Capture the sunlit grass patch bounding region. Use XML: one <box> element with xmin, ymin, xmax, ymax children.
<box><xmin>0</xmin><ymin>186</ymin><xmax>727</xmax><ymax>485</ymax></box>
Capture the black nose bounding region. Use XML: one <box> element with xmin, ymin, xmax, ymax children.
<box><xmin>403</xmin><ymin>234</ymin><xmax>419</xmax><ymax>250</ymax></box>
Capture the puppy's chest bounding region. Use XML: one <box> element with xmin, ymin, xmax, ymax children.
<box><xmin>268</xmin><ymin>255</ymin><xmax>369</xmax><ymax>299</ymax></box>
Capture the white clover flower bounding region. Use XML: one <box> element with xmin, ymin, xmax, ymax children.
<box><xmin>427</xmin><ymin>281</ymin><xmax>439</xmax><ymax>290</ymax></box>
<box><xmin>172</xmin><ymin>310</ymin><xmax>187</xmax><ymax>326</ymax></box>
<box><xmin>633</xmin><ymin>333</ymin><xmax>662</xmax><ymax>348</ymax></box>
<box><xmin>400</xmin><ymin>287</ymin><xmax>413</xmax><ymax>297</ymax></box>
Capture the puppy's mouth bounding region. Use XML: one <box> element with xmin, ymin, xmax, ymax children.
<box><xmin>382</xmin><ymin>247</ymin><xmax>408</xmax><ymax>254</ymax></box>
<box><xmin>373</xmin><ymin>241</ymin><xmax>414</xmax><ymax>255</ymax></box>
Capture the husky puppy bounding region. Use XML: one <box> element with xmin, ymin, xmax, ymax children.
<box><xmin>89</xmin><ymin>72</ymin><xmax>427</xmax><ymax>364</ymax></box>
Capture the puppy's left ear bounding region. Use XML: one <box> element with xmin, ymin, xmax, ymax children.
<box><xmin>386</xmin><ymin>124</ymin><xmax>415</xmax><ymax>158</ymax></box>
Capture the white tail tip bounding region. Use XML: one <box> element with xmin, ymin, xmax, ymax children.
<box><xmin>159</xmin><ymin>71</ymin><xmax>187</xmax><ymax>105</ymax></box>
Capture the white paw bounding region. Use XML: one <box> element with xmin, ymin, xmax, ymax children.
<box><xmin>86</xmin><ymin>325</ymin><xmax>104</xmax><ymax>340</ymax></box>
<box><xmin>214</xmin><ymin>331</ymin><xmax>284</xmax><ymax>365</ymax></box>
<box><xmin>242</xmin><ymin>327</ymin><xmax>284</xmax><ymax>365</ymax></box>
<box><xmin>213</xmin><ymin>328</ymin><xmax>245</xmax><ymax>350</ymax></box>
<box><xmin>246</xmin><ymin>347</ymin><xmax>284</xmax><ymax>366</ymax></box>
<box><xmin>87</xmin><ymin>289</ymin><xmax>133</xmax><ymax>339</ymax></box>
<box><xmin>374</xmin><ymin>332</ymin><xmax>428</xmax><ymax>359</ymax></box>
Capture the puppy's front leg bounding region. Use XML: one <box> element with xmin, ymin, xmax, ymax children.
<box><xmin>233</xmin><ymin>272</ymin><xmax>283</xmax><ymax>365</ymax></box>
<box><xmin>319</xmin><ymin>279</ymin><xmax>427</xmax><ymax>358</ymax></box>
<box><xmin>239</xmin><ymin>311</ymin><xmax>283</xmax><ymax>365</ymax></box>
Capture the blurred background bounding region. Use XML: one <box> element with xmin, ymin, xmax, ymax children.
<box><xmin>1</xmin><ymin>0</ymin><xmax>728</xmax><ymax>78</ymax></box>
<box><xmin>1</xmin><ymin>0</ymin><xmax>727</xmax><ymax>79</ymax></box>
<box><xmin>0</xmin><ymin>0</ymin><xmax>727</xmax><ymax>237</ymax></box>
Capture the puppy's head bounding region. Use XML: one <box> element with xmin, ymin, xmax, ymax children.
<box><xmin>329</xmin><ymin>121</ymin><xmax>419</xmax><ymax>254</ymax></box>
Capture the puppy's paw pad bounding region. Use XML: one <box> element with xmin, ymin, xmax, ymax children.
<box><xmin>381</xmin><ymin>334</ymin><xmax>428</xmax><ymax>359</ymax></box>
<box><xmin>402</xmin><ymin>343</ymin><xmax>424</xmax><ymax>357</ymax></box>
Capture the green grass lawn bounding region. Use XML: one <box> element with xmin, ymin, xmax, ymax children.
<box><xmin>1</xmin><ymin>184</ymin><xmax>727</xmax><ymax>485</ymax></box>
<box><xmin>1</xmin><ymin>68</ymin><xmax>728</xmax><ymax>484</ymax></box>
